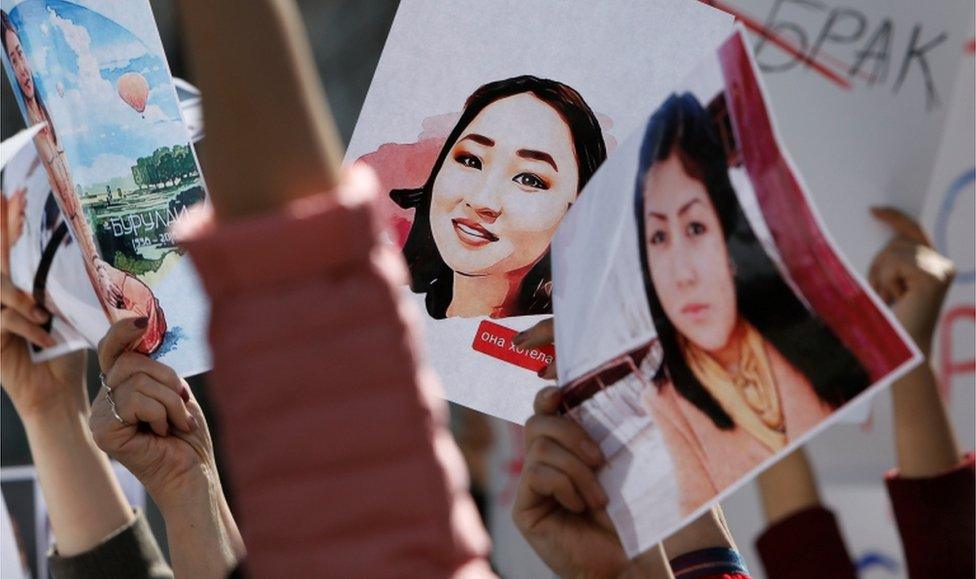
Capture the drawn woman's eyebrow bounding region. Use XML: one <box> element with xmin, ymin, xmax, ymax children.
<box><xmin>458</xmin><ymin>133</ymin><xmax>494</xmax><ymax>147</ymax></box>
<box><xmin>517</xmin><ymin>149</ymin><xmax>558</xmax><ymax>172</ymax></box>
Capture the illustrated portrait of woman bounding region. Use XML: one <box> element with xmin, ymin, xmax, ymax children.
<box><xmin>3</xmin><ymin>10</ymin><xmax>82</xmax><ymax>247</ymax></box>
<box><xmin>2</xmin><ymin>10</ymin><xmax>166</xmax><ymax>353</ymax></box>
<box><xmin>392</xmin><ymin>75</ymin><xmax>607</xmax><ymax>319</ymax></box>
<box><xmin>633</xmin><ymin>93</ymin><xmax>871</xmax><ymax>513</ymax></box>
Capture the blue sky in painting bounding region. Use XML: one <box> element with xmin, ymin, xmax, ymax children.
<box><xmin>3</xmin><ymin>0</ymin><xmax>191</xmax><ymax>188</ymax></box>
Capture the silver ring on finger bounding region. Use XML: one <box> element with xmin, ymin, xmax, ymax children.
<box><xmin>100</xmin><ymin>373</ymin><xmax>128</xmax><ymax>426</ymax></box>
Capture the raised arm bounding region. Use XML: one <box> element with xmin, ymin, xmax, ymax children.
<box><xmin>90</xmin><ymin>319</ymin><xmax>242</xmax><ymax>579</ymax></box>
<box><xmin>179</xmin><ymin>0</ymin><xmax>342</xmax><ymax>219</ymax></box>
<box><xmin>176</xmin><ymin>1</ymin><xmax>493</xmax><ymax>575</ymax></box>
<box><xmin>869</xmin><ymin>206</ymin><xmax>973</xmax><ymax>577</ymax></box>
<box><xmin>754</xmin><ymin>448</ymin><xmax>856</xmax><ymax>578</ymax></box>
<box><xmin>869</xmin><ymin>207</ymin><xmax>960</xmax><ymax>475</ymax></box>
<box><xmin>0</xmin><ymin>213</ymin><xmax>164</xmax><ymax>575</ymax></box>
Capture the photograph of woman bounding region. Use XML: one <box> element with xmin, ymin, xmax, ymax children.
<box><xmin>632</xmin><ymin>92</ymin><xmax>871</xmax><ymax>514</ymax></box>
<box><xmin>391</xmin><ymin>75</ymin><xmax>606</xmax><ymax>319</ymax></box>
<box><xmin>1</xmin><ymin>8</ymin><xmax>165</xmax><ymax>353</ymax></box>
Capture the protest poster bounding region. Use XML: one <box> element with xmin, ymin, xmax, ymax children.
<box><xmin>1</xmin><ymin>0</ymin><xmax>209</xmax><ymax>375</ymax></box>
<box><xmin>725</xmin><ymin>0</ymin><xmax>975</xmax><ymax>273</ymax></box>
<box><xmin>2</xmin><ymin>132</ymin><xmax>96</xmax><ymax>362</ymax></box>
<box><xmin>550</xmin><ymin>27</ymin><xmax>921</xmax><ymax>557</ymax></box>
<box><xmin>346</xmin><ymin>0</ymin><xmax>733</xmax><ymax>423</ymax></box>
<box><xmin>921</xmin><ymin>21</ymin><xmax>975</xmax><ymax>403</ymax></box>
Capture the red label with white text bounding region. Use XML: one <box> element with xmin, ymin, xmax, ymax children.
<box><xmin>472</xmin><ymin>320</ymin><xmax>554</xmax><ymax>372</ymax></box>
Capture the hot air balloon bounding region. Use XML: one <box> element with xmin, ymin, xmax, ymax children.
<box><xmin>117</xmin><ymin>72</ymin><xmax>149</xmax><ymax>115</ymax></box>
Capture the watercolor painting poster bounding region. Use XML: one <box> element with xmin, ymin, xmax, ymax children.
<box><xmin>1</xmin><ymin>0</ymin><xmax>209</xmax><ymax>375</ymax></box>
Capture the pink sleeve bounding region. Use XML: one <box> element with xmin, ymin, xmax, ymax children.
<box><xmin>178</xmin><ymin>165</ymin><xmax>493</xmax><ymax>578</ymax></box>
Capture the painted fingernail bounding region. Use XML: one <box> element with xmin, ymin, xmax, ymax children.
<box><xmin>31</xmin><ymin>307</ymin><xmax>50</xmax><ymax>322</ymax></box>
<box><xmin>581</xmin><ymin>440</ymin><xmax>604</xmax><ymax>464</ymax></box>
<box><xmin>133</xmin><ymin>317</ymin><xmax>148</xmax><ymax>329</ymax></box>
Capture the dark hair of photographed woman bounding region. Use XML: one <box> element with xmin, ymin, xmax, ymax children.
<box><xmin>391</xmin><ymin>75</ymin><xmax>607</xmax><ymax>319</ymax></box>
<box><xmin>633</xmin><ymin>92</ymin><xmax>870</xmax><ymax>430</ymax></box>
<box><xmin>1</xmin><ymin>10</ymin><xmax>59</xmax><ymax>145</ymax></box>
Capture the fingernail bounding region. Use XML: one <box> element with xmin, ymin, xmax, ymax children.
<box><xmin>187</xmin><ymin>415</ymin><xmax>198</xmax><ymax>431</ymax></box>
<box><xmin>512</xmin><ymin>332</ymin><xmax>525</xmax><ymax>346</ymax></box>
<box><xmin>581</xmin><ymin>440</ymin><xmax>604</xmax><ymax>464</ymax></box>
<box><xmin>32</xmin><ymin>307</ymin><xmax>49</xmax><ymax>322</ymax></box>
<box><xmin>133</xmin><ymin>317</ymin><xmax>148</xmax><ymax>329</ymax></box>
<box><xmin>537</xmin><ymin>364</ymin><xmax>550</xmax><ymax>378</ymax></box>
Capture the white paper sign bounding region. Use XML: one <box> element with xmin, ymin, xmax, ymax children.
<box><xmin>346</xmin><ymin>0</ymin><xmax>733</xmax><ymax>424</ymax></box>
<box><xmin>734</xmin><ymin>0</ymin><xmax>974</xmax><ymax>271</ymax></box>
<box><xmin>552</xmin><ymin>27</ymin><xmax>920</xmax><ymax>557</ymax></box>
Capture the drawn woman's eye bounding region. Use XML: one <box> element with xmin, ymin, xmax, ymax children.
<box><xmin>649</xmin><ymin>230</ymin><xmax>667</xmax><ymax>245</ymax></box>
<box><xmin>513</xmin><ymin>172</ymin><xmax>549</xmax><ymax>190</ymax></box>
<box><xmin>686</xmin><ymin>222</ymin><xmax>707</xmax><ymax>236</ymax></box>
<box><xmin>454</xmin><ymin>154</ymin><xmax>482</xmax><ymax>170</ymax></box>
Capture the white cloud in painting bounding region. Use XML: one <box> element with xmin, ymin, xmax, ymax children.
<box><xmin>44</xmin><ymin>11</ymin><xmax>172</xmax><ymax>134</ymax></box>
<box><xmin>37</xmin><ymin>6</ymin><xmax>191</xmax><ymax>172</ymax></box>
<box><xmin>73</xmin><ymin>153</ymin><xmax>134</xmax><ymax>187</ymax></box>
<box><xmin>31</xmin><ymin>45</ymin><xmax>49</xmax><ymax>74</ymax></box>
<box><xmin>95</xmin><ymin>40</ymin><xmax>148</xmax><ymax>70</ymax></box>
<box><xmin>75</xmin><ymin>0</ymin><xmax>167</xmax><ymax>56</ymax></box>
<box><xmin>48</xmin><ymin>8</ymin><xmax>111</xmax><ymax>97</ymax></box>
<box><xmin>143</xmin><ymin>103</ymin><xmax>173</xmax><ymax>124</ymax></box>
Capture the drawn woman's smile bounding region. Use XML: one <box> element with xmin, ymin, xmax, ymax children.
<box><xmin>452</xmin><ymin>217</ymin><xmax>499</xmax><ymax>246</ymax></box>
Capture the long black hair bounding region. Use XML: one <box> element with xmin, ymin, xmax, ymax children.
<box><xmin>1</xmin><ymin>10</ymin><xmax>58</xmax><ymax>146</ymax></box>
<box><xmin>392</xmin><ymin>75</ymin><xmax>607</xmax><ymax>319</ymax></box>
<box><xmin>634</xmin><ymin>93</ymin><xmax>869</xmax><ymax>430</ymax></box>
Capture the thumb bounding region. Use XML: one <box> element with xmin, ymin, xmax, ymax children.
<box><xmin>97</xmin><ymin>316</ymin><xmax>148</xmax><ymax>371</ymax></box>
<box><xmin>512</xmin><ymin>318</ymin><xmax>554</xmax><ymax>349</ymax></box>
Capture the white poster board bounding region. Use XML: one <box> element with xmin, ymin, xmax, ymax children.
<box><xmin>346</xmin><ymin>0</ymin><xmax>733</xmax><ymax>424</ymax></box>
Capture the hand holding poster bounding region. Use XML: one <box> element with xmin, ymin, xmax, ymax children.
<box><xmin>2</xmin><ymin>132</ymin><xmax>96</xmax><ymax>362</ymax></box>
<box><xmin>1</xmin><ymin>0</ymin><xmax>209</xmax><ymax>375</ymax></box>
<box><xmin>551</xmin><ymin>27</ymin><xmax>921</xmax><ymax>557</ymax></box>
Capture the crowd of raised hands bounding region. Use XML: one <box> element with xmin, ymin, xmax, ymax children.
<box><xmin>1</xmin><ymin>0</ymin><xmax>971</xmax><ymax>578</ymax></box>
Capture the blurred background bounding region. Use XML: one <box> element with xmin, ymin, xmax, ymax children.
<box><xmin>2</xmin><ymin>2</ymin><xmax>973</xmax><ymax>578</ymax></box>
